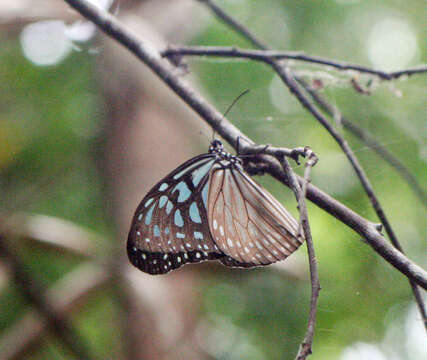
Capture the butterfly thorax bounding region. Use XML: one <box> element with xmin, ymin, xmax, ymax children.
<box><xmin>209</xmin><ymin>139</ymin><xmax>242</xmax><ymax>168</ymax></box>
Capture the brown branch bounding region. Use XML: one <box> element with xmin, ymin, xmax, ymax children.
<box><xmin>195</xmin><ymin>0</ymin><xmax>426</xmax><ymax>330</ymax></box>
<box><xmin>296</xmin><ymin>77</ymin><xmax>427</xmax><ymax>209</ymax></box>
<box><xmin>0</xmin><ymin>263</ymin><xmax>110</xmax><ymax>360</ymax></box>
<box><xmin>163</xmin><ymin>46</ymin><xmax>427</xmax><ymax>80</ymax></box>
<box><xmin>278</xmin><ymin>148</ymin><xmax>320</xmax><ymax>360</ymax></box>
<box><xmin>164</xmin><ymin>47</ymin><xmax>427</xmax><ymax>208</ymax></box>
<box><xmin>63</xmin><ymin>0</ymin><xmax>427</xmax><ymax>287</ymax></box>
<box><xmin>296</xmin><ymin>148</ymin><xmax>320</xmax><ymax>360</ymax></box>
<box><xmin>3</xmin><ymin>213</ymin><xmax>98</xmax><ymax>258</ymax></box>
<box><xmin>243</xmin><ymin>141</ymin><xmax>320</xmax><ymax>359</ymax></box>
<box><xmin>0</xmin><ymin>235</ymin><xmax>98</xmax><ymax>360</ymax></box>
<box><xmin>195</xmin><ymin>0</ymin><xmax>427</xmax><ymax>209</ymax></box>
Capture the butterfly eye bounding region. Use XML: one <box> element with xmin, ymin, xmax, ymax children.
<box><xmin>127</xmin><ymin>140</ymin><xmax>303</xmax><ymax>275</ymax></box>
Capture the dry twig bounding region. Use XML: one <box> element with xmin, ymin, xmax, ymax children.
<box><xmin>194</xmin><ymin>0</ymin><xmax>427</xmax><ymax>332</ymax></box>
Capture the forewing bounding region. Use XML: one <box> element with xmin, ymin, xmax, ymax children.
<box><xmin>127</xmin><ymin>154</ymin><xmax>223</xmax><ymax>275</ymax></box>
<box><xmin>208</xmin><ymin>164</ymin><xmax>303</xmax><ymax>267</ymax></box>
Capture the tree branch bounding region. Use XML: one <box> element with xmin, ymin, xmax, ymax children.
<box><xmin>0</xmin><ymin>262</ymin><xmax>109</xmax><ymax>360</ymax></box>
<box><xmin>163</xmin><ymin>47</ymin><xmax>427</xmax><ymax>208</ymax></box>
<box><xmin>296</xmin><ymin>77</ymin><xmax>427</xmax><ymax>210</ymax></box>
<box><xmin>195</xmin><ymin>0</ymin><xmax>426</xmax><ymax>330</ymax></box>
<box><xmin>163</xmin><ymin>46</ymin><xmax>427</xmax><ymax>80</ymax></box>
<box><xmin>0</xmin><ymin>235</ymin><xmax>98</xmax><ymax>360</ymax></box>
<box><xmin>296</xmin><ymin>148</ymin><xmax>320</xmax><ymax>360</ymax></box>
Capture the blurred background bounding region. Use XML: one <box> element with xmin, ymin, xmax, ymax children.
<box><xmin>0</xmin><ymin>0</ymin><xmax>426</xmax><ymax>359</ymax></box>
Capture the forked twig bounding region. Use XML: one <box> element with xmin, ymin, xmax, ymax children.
<box><xmin>281</xmin><ymin>147</ymin><xmax>319</xmax><ymax>360</ymax></box>
<box><xmin>195</xmin><ymin>0</ymin><xmax>426</xmax><ymax>331</ymax></box>
<box><xmin>163</xmin><ymin>46</ymin><xmax>427</xmax><ymax>80</ymax></box>
<box><xmin>296</xmin><ymin>147</ymin><xmax>319</xmax><ymax>360</ymax></box>
<box><xmin>296</xmin><ymin>77</ymin><xmax>427</xmax><ymax>209</ymax></box>
<box><xmin>243</xmin><ymin>142</ymin><xmax>320</xmax><ymax>359</ymax></box>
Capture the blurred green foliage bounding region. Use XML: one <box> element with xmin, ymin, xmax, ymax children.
<box><xmin>0</xmin><ymin>0</ymin><xmax>426</xmax><ymax>359</ymax></box>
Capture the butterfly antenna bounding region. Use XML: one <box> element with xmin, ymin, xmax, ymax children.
<box><xmin>211</xmin><ymin>89</ymin><xmax>250</xmax><ymax>142</ymax></box>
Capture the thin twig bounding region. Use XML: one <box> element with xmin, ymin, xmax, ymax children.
<box><xmin>296</xmin><ymin>148</ymin><xmax>320</xmax><ymax>360</ymax></box>
<box><xmin>296</xmin><ymin>77</ymin><xmax>427</xmax><ymax>209</ymax></box>
<box><xmin>63</xmin><ymin>0</ymin><xmax>427</xmax><ymax>289</ymax></box>
<box><xmin>194</xmin><ymin>0</ymin><xmax>427</xmax><ymax>210</ymax></box>
<box><xmin>165</xmin><ymin>46</ymin><xmax>427</xmax><ymax>207</ymax></box>
<box><xmin>163</xmin><ymin>46</ymin><xmax>427</xmax><ymax>80</ymax></box>
<box><xmin>275</xmin><ymin>60</ymin><xmax>427</xmax><ymax>330</ymax></box>
<box><xmin>196</xmin><ymin>0</ymin><xmax>426</xmax><ymax>330</ymax></box>
<box><xmin>196</xmin><ymin>0</ymin><xmax>270</xmax><ymax>50</ymax></box>
<box><xmin>278</xmin><ymin>147</ymin><xmax>320</xmax><ymax>360</ymax></box>
<box><xmin>0</xmin><ymin>235</ymin><xmax>98</xmax><ymax>360</ymax></box>
<box><xmin>240</xmin><ymin>142</ymin><xmax>320</xmax><ymax>358</ymax></box>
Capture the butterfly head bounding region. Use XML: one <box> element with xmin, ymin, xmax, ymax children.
<box><xmin>209</xmin><ymin>139</ymin><xmax>223</xmax><ymax>153</ymax></box>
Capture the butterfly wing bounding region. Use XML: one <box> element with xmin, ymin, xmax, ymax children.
<box><xmin>127</xmin><ymin>154</ymin><xmax>224</xmax><ymax>275</ymax></box>
<box><xmin>207</xmin><ymin>163</ymin><xmax>304</xmax><ymax>267</ymax></box>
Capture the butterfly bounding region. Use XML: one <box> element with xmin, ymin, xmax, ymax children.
<box><xmin>127</xmin><ymin>139</ymin><xmax>304</xmax><ymax>275</ymax></box>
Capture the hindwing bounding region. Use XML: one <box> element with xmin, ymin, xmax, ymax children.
<box><xmin>207</xmin><ymin>163</ymin><xmax>304</xmax><ymax>267</ymax></box>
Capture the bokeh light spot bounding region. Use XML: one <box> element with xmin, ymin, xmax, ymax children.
<box><xmin>20</xmin><ymin>20</ymin><xmax>72</xmax><ymax>66</ymax></box>
<box><xmin>366</xmin><ymin>18</ymin><xmax>418</xmax><ymax>71</ymax></box>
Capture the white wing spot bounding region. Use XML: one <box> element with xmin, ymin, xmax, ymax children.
<box><xmin>142</xmin><ymin>253</ymin><xmax>147</xmax><ymax>260</ymax></box>
<box><xmin>219</xmin><ymin>226</ymin><xmax>224</xmax><ymax>236</ymax></box>
<box><xmin>177</xmin><ymin>256</ymin><xmax>181</xmax><ymax>263</ymax></box>
<box><xmin>213</xmin><ymin>219</ymin><xmax>218</xmax><ymax>230</ymax></box>
<box><xmin>186</xmin><ymin>243</ymin><xmax>191</xmax><ymax>248</ymax></box>
<box><xmin>227</xmin><ymin>238</ymin><xmax>234</xmax><ymax>247</ymax></box>
<box><xmin>203</xmin><ymin>251</ymin><xmax>208</xmax><ymax>256</ymax></box>
<box><xmin>203</xmin><ymin>244</ymin><xmax>209</xmax><ymax>250</ymax></box>
<box><xmin>158</xmin><ymin>182</ymin><xmax>168</xmax><ymax>191</ymax></box>
<box><xmin>132</xmin><ymin>246</ymin><xmax>137</xmax><ymax>252</ymax></box>
<box><xmin>244</xmin><ymin>247</ymin><xmax>250</xmax><ymax>253</ymax></box>
<box><xmin>163</xmin><ymin>254</ymin><xmax>168</xmax><ymax>260</ymax></box>
<box><xmin>153</xmin><ymin>259</ymin><xmax>157</xmax><ymax>264</ymax></box>
<box><xmin>196</xmin><ymin>252</ymin><xmax>201</xmax><ymax>258</ymax></box>
<box><xmin>168</xmin><ymin>261</ymin><xmax>172</xmax><ymax>266</ymax></box>
<box><xmin>145</xmin><ymin>238</ymin><xmax>150</xmax><ymax>243</ymax></box>
<box><xmin>137</xmin><ymin>214</ymin><xmax>143</xmax><ymax>221</ymax></box>
<box><xmin>136</xmin><ymin>231</ymin><xmax>141</xmax><ymax>236</ymax></box>
<box><xmin>184</xmin><ymin>253</ymin><xmax>188</xmax><ymax>259</ymax></box>
<box><xmin>164</xmin><ymin>265</ymin><xmax>168</xmax><ymax>270</ymax></box>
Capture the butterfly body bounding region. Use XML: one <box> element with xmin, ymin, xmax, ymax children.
<box><xmin>127</xmin><ymin>140</ymin><xmax>303</xmax><ymax>275</ymax></box>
